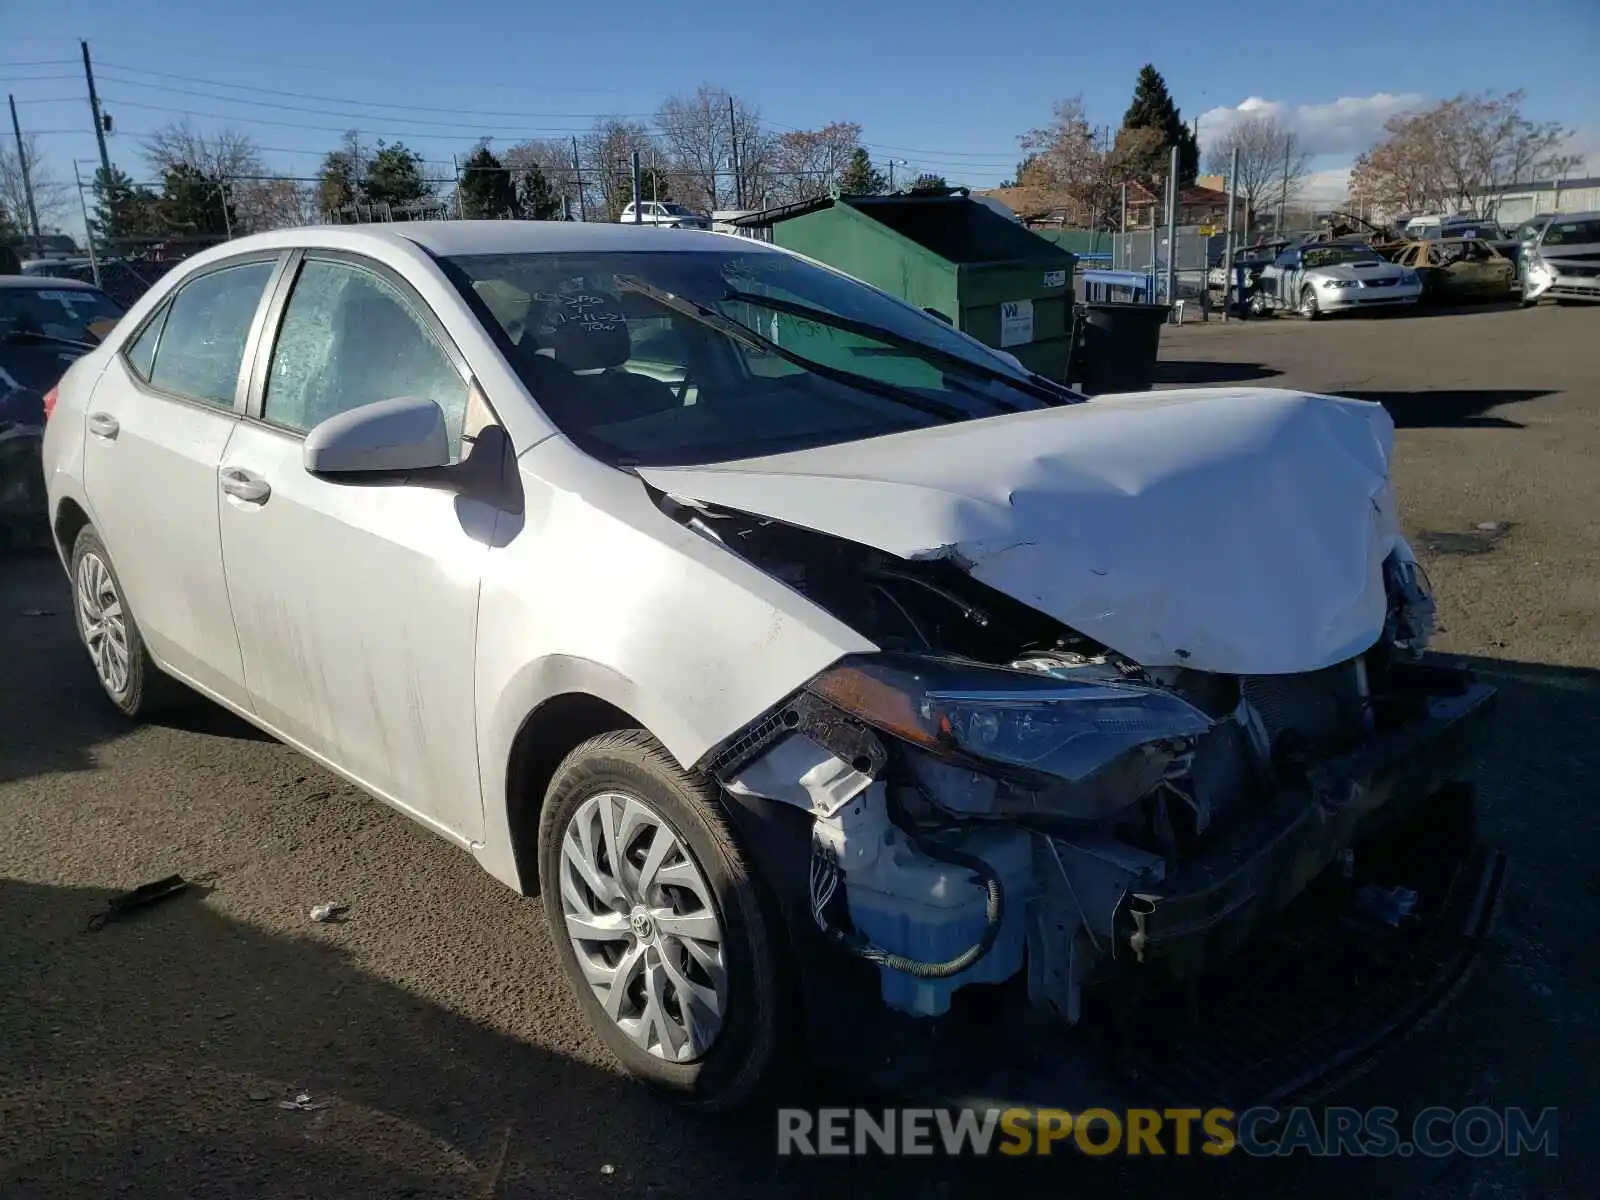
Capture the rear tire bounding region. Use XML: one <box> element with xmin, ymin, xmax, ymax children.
<box><xmin>69</xmin><ymin>527</ymin><xmax>186</xmax><ymax>718</ymax></box>
<box><xmin>537</xmin><ymin>729</ymin><xmax>791</xmax><ymax>1110</ymax></box>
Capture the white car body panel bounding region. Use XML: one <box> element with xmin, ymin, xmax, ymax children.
<box><xmin>641</xmin><ymin>387</ymin><xmax>1405</xmax><ymax>676</ymax></box>
<box><xmin>470</xmin><ymin>437</ymin><xmax>876</xmax><ymax>889</ymax></box>
<box><xmin>80</xmin><ymin>356</ymin><xmax>255</xmax><ymax>706</ymax></box>
<box><xmin>216</xmin><ymin>420</ymin><xmax>491</xmax><ymax>840</ymax></box>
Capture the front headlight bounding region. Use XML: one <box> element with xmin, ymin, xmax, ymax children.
<box><xmin>806</xmin><ymin>655</ymin><xmax>1212</xmax><ymax>787</ymax></box>
<box><xmin>1320</xmin><ymin>278</ymin><xmax>1358</xmax><ymax>289</ymax></box>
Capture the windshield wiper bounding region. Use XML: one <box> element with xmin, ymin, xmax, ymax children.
<box><xmin>613</xmin><ymin>275</ymin><xmax>973</xmax><ymax>424</ymax></box>
<box><xmin>723</xmin><ymin>290</ymin><xmax>1078</xmax><ymax>406</ymax></box>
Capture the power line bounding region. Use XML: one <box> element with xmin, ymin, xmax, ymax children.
<box><xmin>98</xmin><ymin>99</ymin><xmax>653</xmax><ymax>140</ymax></box>
<box><xmin>96</xmin><ymin>82</ymin><xmax>652</xmax><ymax>134</ymax></box>
<box><xmin>96</xmin><ymin>62</ymin><xmax>660</xmax><ymax>122</ymax></box>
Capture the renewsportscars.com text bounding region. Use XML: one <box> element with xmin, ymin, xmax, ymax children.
<box><xmin>776</xmin><ymin>1106</ymin><xmax>1559</xmax><ymax>1158</ymax></box>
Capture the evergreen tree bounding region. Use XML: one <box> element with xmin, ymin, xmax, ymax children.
<box><xmin>838</xmin><ymin>147</ymin><xmax>887</xmax><ymax>195</ymax></box>
<box><xmin>517</xmin><ymin>161</ymin><xmax>564</xmax><ymax>220</ymax></box>
<box><xmin>458</xmin><ymin>146</ymin><xmax>518</xmax><ymax>218</ymax></box>
<box><xmin>908</xmin><ymin>173</ymin><xmax>948</xmax><ymax>193</ymax></box>
<box><xmin>1119</xmin><ymin>65</ymin><xmax>1199</xmax><ymax>184</ymax></box>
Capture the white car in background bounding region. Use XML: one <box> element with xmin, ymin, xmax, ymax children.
<box><xmin>618</xmin><ymin>201</ymin><xmax>710</xmax><ymax>229</ymax></box>
<box><xmin>39</xmin><ymin>221</ymin><xmax>1492</xmax><ymax>1112</ymax></box>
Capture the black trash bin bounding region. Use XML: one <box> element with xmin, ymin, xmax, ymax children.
<box><xmin>1072</xmin><ymin>302</ymin><xmax>1169</xmax><ymax>394</ymax></box>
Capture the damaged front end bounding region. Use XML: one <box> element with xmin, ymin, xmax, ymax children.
<box><xmin>688</xmin><ymin>500</ymin><xmax>1497</xmax><ymax>1106</ymax></box>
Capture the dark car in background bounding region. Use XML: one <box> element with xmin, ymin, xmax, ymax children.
<box><xmin>0</xmin><ymin>276</ymin><xmax>124</xmax><ymax>548</ymax></box>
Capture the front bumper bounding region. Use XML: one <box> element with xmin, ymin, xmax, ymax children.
<box><xmin>1525</xmin><ymin>265</ymin><xmax>1600</xmax><ymax>301</ymax></box>
<box><xmin>1126</xmin><ymin>675</ymin><xmax>1495</xmax><ymax>978</ymax></box>
<box><xmin>763</xmin><ymin>662</ymin><xmax>1499</xmax><ymax>1110</ymax></box>
<box><xmin>1320</xmin><ymin>282</ymin><xmax>1422</xmax><ymax>310</ymax></box>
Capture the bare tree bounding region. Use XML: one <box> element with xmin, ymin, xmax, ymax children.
<box><xmin>1349</xmin><ymin>91</ymin><xmax>1575</xmax><ymax>219</ymax></box>
<box><xmin>143</xmin><ymin>120</ymin><xmax>262</xmax><ymax>180</ymax></box>
<box><xmin>580</xmin><ymin>117</ymin><xmax>655</xmax><ymax>221</ymax></box>
<box><xmin>234</xmin><ymin>178</ymin><xmax>318</xmax><ymax>231</ymax></box>
<box><xmin>1019</xmin><ymin>97</ymin><xmax>1156</xmax><ymax>229</ymax></box>
<box><xmin>1202</xmin><ymin>114</ymin><xmax>1311</xmax><ymax>225</ymax></box>
<box><xmin>0</xmin><ymin>132</ymin><xmax>73</xmax><ymax>235</ymax></box>
<box><xmin>655</xmin><ymin>85</ymin><xmax>766</xmax><ymax>211</ymax></box>
<box><xmin>505</xmin><ymin>138</ymin><xmax>582</xmax><ymax>213</ymax></box>
<box><xmin>764</xmin><ymin>121</ymin><xmax>862</xmax><ymax>206</ymax></box>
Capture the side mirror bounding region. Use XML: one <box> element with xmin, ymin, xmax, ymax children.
<box><xmin>304</xmin><ymin>396</ymin><xmax>450</xmax><ymax>476</ymax></box>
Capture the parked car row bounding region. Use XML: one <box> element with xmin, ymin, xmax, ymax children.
<box><xmin>1211</xmin><ymin>209</ymin><xmax>1600</xmax><ymax>319</ymax></box>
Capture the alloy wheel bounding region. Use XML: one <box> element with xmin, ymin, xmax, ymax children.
<box><xmin>75</xmin><ymin>552</ymin><xmax>130</xmax><ymax>697</ymax></box>
<box><xmin>558</xmin><ymin>790</ymin><xmax>728</xmax><ymax>1062</ymax></box>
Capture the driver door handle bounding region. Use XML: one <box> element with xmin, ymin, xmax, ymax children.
<box><xmin>87</xmin><ymin>412</ymin><xmax>119</xmax><ymax>440</ymax></box>
<box><xmin>220</xmin><ymin>467</ymin><xmax>271</xmax><ymax>505</ymax></box>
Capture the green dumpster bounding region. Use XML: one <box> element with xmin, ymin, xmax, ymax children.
<box><xmin>733</xmin><ymin>192</ymin><xmax>1078</xmax><ymax>382</ymax></box>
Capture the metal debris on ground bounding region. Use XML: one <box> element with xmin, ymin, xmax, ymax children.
<box><xmin>278</xmin><ymin>1092</ymin><xmax>331</xmax><ymax>1112</ymax></box>
<box><xmin>1352</xmin><ymin>884</ymin><xmax>1419</xmax><ymax>927</ymax></box>
<box><xmin>86</xmin><ymin>874</ymin><xmax>192</xmax><ymax>931</ymax></box>
<box><xmin>600</xmin><ymin>1164</ymin><xmax>616</xmax><ymax>1176</ymax></box>
<box><xmin>309</xmin><ymin>902</ymin><xmax>349</xmax><ymax>923</ymax></box>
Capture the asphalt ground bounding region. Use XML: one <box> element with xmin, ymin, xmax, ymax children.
<box><xmin>3</xmin><ymin>299</ymin><xmax>1597</xmax><ymax>1197</ymax></box>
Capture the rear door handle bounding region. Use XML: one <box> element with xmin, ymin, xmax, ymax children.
<box><xmin>220</xmin><ymin>467</ymin><xmax>271</xmax><ymax>505</ymax></box>
<box><xmin>87</xmin><ymin>412</ymin><xmax>119</xmax><ymax>440</ymax></box>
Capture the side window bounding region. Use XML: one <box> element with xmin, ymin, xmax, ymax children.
<box><xmin>263</xmin><ymin>258</ymin><xmax>469</xmax><ymax>453</ymax></box>
<box><xmin>124</xmin><ymin>301</ymin><xmax>170</xmax><ymax>381</ymax></box>
<box><xmin>146</xmin><ymin>261</ymin><xmax>276</xmax><ymax>408</ymax></box>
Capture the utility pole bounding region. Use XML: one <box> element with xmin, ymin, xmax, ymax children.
<box><xmin>73</xmin><ymin>161</ymin><xmax>101</xmax><ymax>289</ymax></box>
<box><xmin>1276</xmin><ymin>135</ymin><xmax>1290</xmax><ymax>232</ymax></box>
<box><xmin>631</xmin><ymin>149</ymin><xmax>642</xmax><ymax>222</ymax></box>
<box><xmin>1223</xmin><ymin>145</ymin><xmax>1238</xmax><ymax>322</ymax></box>
<box><xmin>219</xmin><ymin>178</ymin><xmax>233</xmax><ymax>238</ymax></box>
<box><xmin>1118</xmin><ymin>182</ymin><xmax>1128</xmax><ymax>270</ymax></box>
<box><xmin>8</xmin><ymin>95</ymin><xmax>42</xmax><ymax>240</ymax></box>
<box><xmin>80</xmin><ymin>41</ymin><xmax>112</xmax><ymax>181</ymax></box>
<box><xmin>728</xmin><ymin>94</ymin><xmax>743</xmax><ymax>209</ymax></box>
<box><xmin>1148</xmin><ymin>181</ymin><xmax>1159</xmax><ymax>300</ymax></box>
<box><xmin>1165</xmin><ymin>144</ymin><xmax>1179</xmax><ymax>321</ymax></box>
<box><xmin>453</xmin><ymin>154</ymin><xmax>464</xmax><ymax>218</ymax></box>
<box><xmin>571</xmin><ymin>136</ymin><xmax>587</xmax><ymax>221</ymax></box>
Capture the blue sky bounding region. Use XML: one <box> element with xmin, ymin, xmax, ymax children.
<box><xmin>4</xmin><ymin>0</ymin><xmax>1597</xmax><ymax>235</ymax></box>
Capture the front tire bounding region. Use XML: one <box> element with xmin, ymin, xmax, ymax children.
<box><xmin>1300</xmin><ymin>285</ymin><xmax>1322</xmax><ymax>319</ymax></box>
<box><xmin>69</xmin><ymin>527</ymin><xmax>184</xmax><ymax>718</ymax></box>
<box><xmin>538</xmin><ymin>730</ymin><xmax>790</xmax><ymax>1110</ymax></box>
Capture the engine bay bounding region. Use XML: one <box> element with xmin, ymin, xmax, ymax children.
<box><xmin>670</xmin><ymin>492</ymin><xmax>1471</xmax><ymax>1028</ymax></box>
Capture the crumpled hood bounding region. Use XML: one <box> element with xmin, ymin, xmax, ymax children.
<box><xmin>640</xmin><ymin>387</ymin><xmax>1405</xmax><ymax>675</ymax></box>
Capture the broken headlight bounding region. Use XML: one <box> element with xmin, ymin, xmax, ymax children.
<box><xmin>807</xmin><ymin>654</ymin><xmax>1212</xmax><ymax>794</ymax></box>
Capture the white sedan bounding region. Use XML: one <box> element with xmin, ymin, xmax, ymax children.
<box><xmin>40</xmin><ymin>221</ymin><xmax>1491</xmax><ymax>1110</ymax></box>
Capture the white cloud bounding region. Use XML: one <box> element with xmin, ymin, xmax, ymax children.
<box><xmin>1197</xmin><ymin>92</ymin><xmax>1428</xmax><ymax>158</ymax></box>
<box><xmin>1298</xmin><ymin>167</ymin><xmax>1354</xmax><ymax>204</ymax></box>
<box><xmin>1562</xmin><ymin>124</ymin><xmax>1600</xmax><ymax>175</ymax></box>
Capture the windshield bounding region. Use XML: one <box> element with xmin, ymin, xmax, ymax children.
<box><xmin>1303</xmin><ymin>246</ymin><xmax>1381</xmax><ymax>269</ymax></box>
<box><xmin>444</xmin><ymin>249</ymin><xmax>1067</xmax><ymax>466</ymax></box>
<box><xmin>0</xmin><ymin>285</ymin><xmax>123</xmax><ymax>347</ymax></box>
<box><xmin>1541</xmin><ymin>219</ymin><xmax>1600</xmax><ymax>247</ymax></box>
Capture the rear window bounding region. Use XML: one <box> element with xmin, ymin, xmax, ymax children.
<box><xmin>1541</xmin><ymin>220</ymin><xmax>1600</xmax><ymax>246</ymax></box>
<box><xmin>0</xmin><ymin>285</ymin><xmax>124</xmax><ymax>347</ymax></box>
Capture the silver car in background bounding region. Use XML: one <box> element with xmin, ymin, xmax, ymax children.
<box><xmin>1519</xmin><ymin>212</ymin><xmax>1600</xmax><ymax>305</ymax></box>
<box><xmin>1252</xmin><ymin>242</ymin><xmax>1422</xmax><ymax>319</ymax></box>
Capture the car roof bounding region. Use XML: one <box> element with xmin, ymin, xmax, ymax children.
<box><xmin>0</xmin><ymin>273</ymin><xmax>103</xmax><ymax>290</ymax></box>
<box><xmin>193</xmin><ymin>220</ymin><xmax>781</xmax><ymax>261</ymax></box>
